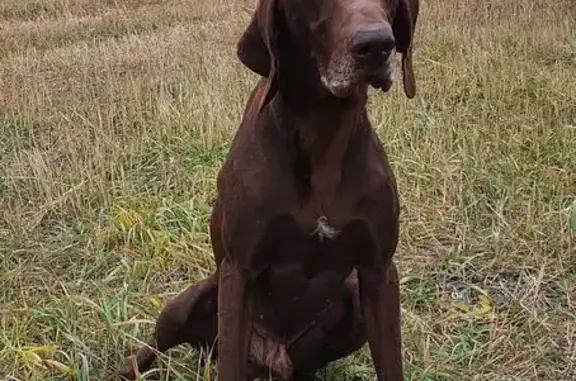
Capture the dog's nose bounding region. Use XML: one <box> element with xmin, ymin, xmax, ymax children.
<box><xmin>351</xmin><ymin>26</ymin><xmax>395</xmax><ymax>61</ymax></box>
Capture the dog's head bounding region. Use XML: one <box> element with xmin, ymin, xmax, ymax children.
<box><xmin>237</xmin><ymin>0</ymin><xmax>419</xmax><ymax>105</ymax></box>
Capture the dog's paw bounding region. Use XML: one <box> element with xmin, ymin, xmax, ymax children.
<box><xmin>111</xmin><ymin>356</ymin><xmax>139</xmax><ymax>381</ymax></box>
<box><xmin>249</xmin><ymin>324</ymin><xmax>294</xmax><ymax>380</ymax></box>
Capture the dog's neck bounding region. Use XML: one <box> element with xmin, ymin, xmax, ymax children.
<box><xmin>272</xmin><ymin>42</ymin><xmax>372</xmax><ymax>217</ymax></box>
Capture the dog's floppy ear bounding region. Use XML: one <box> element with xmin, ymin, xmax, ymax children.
<box><xmin>237</xmin><ymin>0</ymin><xmax>280</xmax><ymax>111</ymax></box>
<box><xmin>393</xmin><ymin>0</ymin><xmax>419</xmax><ymax>98</ymax></box>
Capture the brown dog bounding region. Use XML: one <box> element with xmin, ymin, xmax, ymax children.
<box><xmin>116</xmin><ymin>0</ymin><xmax>419</xmax><ymax>379</ymax></box>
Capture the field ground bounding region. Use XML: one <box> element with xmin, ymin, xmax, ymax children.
<box><xmin>1</xmin><ymin>0</ymin><xmax>575</xmax><ymax>380</ymax></box>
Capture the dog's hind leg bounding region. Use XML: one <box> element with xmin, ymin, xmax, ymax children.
<box><xmin>115</xmin><ymin>273</ymin><xmax>219</xmax><ymax>380</ymax></box>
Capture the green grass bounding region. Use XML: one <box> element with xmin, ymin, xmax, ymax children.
<box><xmin>1</xmin><ymin>0</ymin><xmax>575</xmax><ymax>380</ymax></box>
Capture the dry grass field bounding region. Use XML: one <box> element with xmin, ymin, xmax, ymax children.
<box><xmin>1</xmin><ymin>0</ymin><xmax>575</xmax><ymax>380</ymax></box>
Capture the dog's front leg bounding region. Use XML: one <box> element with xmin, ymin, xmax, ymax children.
<box><xmin>358</xmin><ymin>262</ymin><xmax>403</xmax><ymax>381</ymax></box>
<box><xmin>217</xmin><ymin>257</ymin><xmax>253</xmax><ymax>381</ymax></box>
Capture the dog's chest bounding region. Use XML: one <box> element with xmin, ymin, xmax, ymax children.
<box><xmin>253</xmin><ymin>212</ymin><xmax>378</xmax><ymax>278</ymax></box>
<box><xmin>291</xmin><ymin>192</ymin><xmax>357</xmax><ymax>239</ymax></box>
<box><xmin>252</xmin><ymin>216</ymin><xmax>375</xmax><ymax>338</ymax></box>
